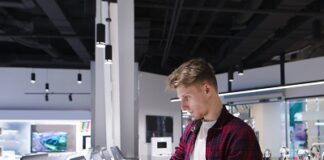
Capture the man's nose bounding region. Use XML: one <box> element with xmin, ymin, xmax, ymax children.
<box><xmin>180</xmin><ymin>101</ymin><xmax>189</xmax><ymax>111</ymax></box>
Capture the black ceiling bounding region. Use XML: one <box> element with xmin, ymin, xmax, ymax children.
<box><xmin>0</xmin><ymin>0</ymin><xmax>95</xmax><ymax>69</ymax></box>
<box><xmin>1</xmin><ymin>0</ymin><xmax>324</xmax><ymax>75</ymax></box>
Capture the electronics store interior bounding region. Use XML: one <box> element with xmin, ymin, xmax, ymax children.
<box><xmin>1</xmin><ymin>0</ymin><xmax>324</xmax><ymax>160</ymax></box>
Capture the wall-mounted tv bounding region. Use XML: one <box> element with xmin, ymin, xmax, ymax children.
<box><xmin>31</xmin><ymin>132</ymin><xmax>67</xmax><ymax>152</ymax></box>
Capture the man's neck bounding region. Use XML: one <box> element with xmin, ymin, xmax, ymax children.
<box><xmin>203</xmin><ymin>95</ymin><xmax>223</xmax><ymax>122</ymax></box>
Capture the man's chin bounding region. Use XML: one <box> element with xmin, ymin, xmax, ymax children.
<box><xmin>192</xmin><ymin>115</ymin><xmax>203</xmax><ymax>120</ymax></box>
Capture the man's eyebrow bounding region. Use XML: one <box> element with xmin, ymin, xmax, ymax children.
<box><xmin>179</xmin><ymin>94</ymin><xmax>189</xmax><ymax>99</ymax></box>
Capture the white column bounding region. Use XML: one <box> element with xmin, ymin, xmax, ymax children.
<box><xmin>90</xmin><ymin>49</ymin><xmax>111</xmax><ymax>148</ymax></box>
<box><xmin>93</xmin><ymin>0</ymin><xmax>136</xmax><ymax>155</ymax></box>
<box><xmin>110</xmin><ymin>0</ymin><xmax>136</xmax><ymax>157</ymax></box>
<box><xmin>91</xmin><ymin>0</ymin><xmax>114</xmax><ymax>148</ymax></box>
<box><xmin>110</xmin><ymin>1</ymin><xmax>121</xmax><ymax>149</ymax></box>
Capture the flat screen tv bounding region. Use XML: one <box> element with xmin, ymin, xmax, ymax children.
<box><xmin>31</xmin><ymin>132</ymin><xmax>67</xmax><ymax>152</ymax></box>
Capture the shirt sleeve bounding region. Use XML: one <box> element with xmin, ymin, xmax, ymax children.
<box><xmin>227</xmin><ymin>126</ymin><xmax>263</xmax><ymax>160</ymax></box>
<box><xmin>170</xmin><ymin>134</ymin><xmax>185</xmax><ymax>160</ymax></box>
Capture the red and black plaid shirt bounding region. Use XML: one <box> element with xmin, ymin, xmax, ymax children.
<box><xmin>171</xmin><ymin>107</ymin><xmax>262</xmax><ymax>160</ymax></box>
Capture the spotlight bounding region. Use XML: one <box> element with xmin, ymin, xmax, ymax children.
<box><xmin>45</xmin><ymin>93</ymin><xmax>49</xmax><ymax>102</ymax></box>
<box><xmin>69</xmin><ymin>93</ymin><xmax>72</xmax><ymax>102</ymax></box>
<box><xmin>96</xmin><ymin>23</ymin><xmax>106</xmax><ymax>48</ymax></box>
<box><xmin>228</xmin><ymin>71</ymin><xmax>234</xmax><ymax>82</ymax></box>
<box><xmin>45</xmin><ymin>83</ymin><xmax>49</xmax><ymax>92</ymax></box>
<box><xmin>105</xmin><ymin>44</ymin><xmax>112</xmax><ymax>64</ymax></box>
<box><xmin>77</xmin><ymin>73</ymin><xmax>82</xmax><ymax>84</ymax></box>
<box><xmin>30</xmin><ymin>73</ymin><xmax>36</xmax><ymax>83</ymax></box>
<box><xmin>238</xmin><ymin>63</ymin><xmax>244</xmax><ymax>76</ymax></box>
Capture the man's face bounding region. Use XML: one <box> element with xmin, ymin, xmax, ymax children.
<box><xmin>176</xmin><ymin>83</ymin><xmax>210</xmax><ymax>120</ymax></box>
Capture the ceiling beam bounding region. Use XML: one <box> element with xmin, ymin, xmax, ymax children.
<box><xmin>135</xmin><ymin>32</ymin><xmax>306</xmax><ymax>41</ymax></box>
<box><xmin>244</xmin><ymin>0</ymin><xmax>324</xmax><ymax>65</ymax></box>
<box><xmin>212</xmin><ymin>0</ymin><xmax>283</xmax><ymax>71</ymax></box>
<box><xmin>181</xmin><ymin>0</ymin><xmax>208</xmax><ymax>44</ymax></box>
<box><xmin>161</xmin><ymin>0</ymin><xmax>185</xmax><ymax>68</ymax></box>
<box><xmin>159</xmin><ymin>9</ymin><xmax>169</xmax><ymax>47</ymax></box>
<box><xmin>36</xmin><ymin>0</ymin><xmax>92</xmax><ymax>63</ymax></box>
<box><xmin>8</xmin><ymin>59</ymin><xmax>90</xmax><ymax>69</ymax></box>
<box><xmin>0</xmin><ymin>0</ymin><xmax>36</xmax><ymax>8</ymax></box>
<box><xmin>0</xmin><ymin>33</ymin><xmax>93</xmax><ymax>39</ymax></box>
<box><xmin>189</xmin><ymin>0</ymin><xmax>226</xmax><ymax>56</ymax></box>
<box><xmin>135</xmin><ymin>3</ymin><xmax>324</xmax><ymax>17</ymax></box>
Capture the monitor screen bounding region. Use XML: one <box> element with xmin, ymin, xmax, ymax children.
<box><xmin>157</xmin><ymin>142</ymin><xmax>167</xmax><ymax>149</ymax></box>
<box><xmin>32</xmin><ymin>132</ymin><xmax>67</xmax><ymax>152</ymax></box>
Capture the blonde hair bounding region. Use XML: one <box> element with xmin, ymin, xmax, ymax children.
<box><xmin>167</xmin><ymin>58</ymin><xmax>217</xmax><ymax>90</ymax></box>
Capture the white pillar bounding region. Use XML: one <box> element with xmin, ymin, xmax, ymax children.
<box><xmin>91</xmin><ymin>0</ymin><xmax>114</xmax><ymax>148</ymax></box>
<box><xmin>91</xmin><ymin>50</ymin><xmax>114</xmax><ymax>148</ymax></box>
<box><xmin>93</xmin><ymin>0</ymin><xmax>136</xmax><ymax>156</ymax></box>
<box><xmin>110</xmin><ymin>0</ymin><xmax>137</xmax><ymax>157</ymax></box>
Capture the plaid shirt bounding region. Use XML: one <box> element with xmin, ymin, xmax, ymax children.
<box><xmin>171</xmin><ymin>107</ymin><xmax>262</xmax><ymax>160</ymax></box>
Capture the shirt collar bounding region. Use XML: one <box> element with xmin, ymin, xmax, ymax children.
<box><xmin>209</xmin><ymin>106</ymin><xmax>232</xmax><ymax>130</ymax></box>
<box><xmin>191</xmin><ymin>106</ymin><xmax>232</xmax><ymax>133</ymax></box>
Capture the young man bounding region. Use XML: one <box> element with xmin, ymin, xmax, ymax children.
<box><xmin>167</xmin><ymin>58</ymin><xmax>262</xmax><ymax>160</ymax></box>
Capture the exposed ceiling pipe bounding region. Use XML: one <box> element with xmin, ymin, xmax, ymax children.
<box><xmin>161</xmin><ymin>0</ymin><xmax>184</xmax><ymax>68</ymax></box>
<box><xmin>36</xmin><ymin>0</ymin><xmax>92</xmax><ymax>63</ymax></box>
<box><xmin>159</xmin><ymin>10</ymin><xmax>169</xmax><ymax>48</ymax></box>
<box><xmin>243</xmin><ymin>0</ymin><xmax>324</xmax><ymax>66</ymax></box>
<box><xmin>0</xmin><ymin>9</ymin><xmax>61</xmax><ymax>58</ymax></box>
<box><xmin>12</xmin><ymin>59</ymin><xmax>90</xmax><ymax>69</ymax></box>
<box><xmin>181</xmin><ymin>0</ymin><xmax>208</xmax><ymax>44</ymax></box>
<box><xmin>213</xmin><ymin>0</ymin><xmax>283</xmax><ymax>72</ymax></box>
<box><xmin>234</xmin><ymin>0</ymin><xmax>263</xmax><ymax>25</ymax></box>
<box><xmin>0</xmin><ymin>9</ymin><xmax>34</xmax><ymax>33</ymax></box>
<box><xmin>189</xmin><ymin>0</ymin><xmax>226</xmax><ymax>56</ymax></box>
<box><xmin>0</xmin><ymin>33</ymin><xmax>93</xmax><ymax>39</ymax></box>
<box><xmin>135</xmin><ymin>3</ymin><xmax>324</xmax><ymax>17</ymax></box>
<box><xmin>12</xmin><ymin>38</ymin><xmax>61</xmax><ymax>58</ymax></box>
<box><xmin>0</xmin><ymin>0</ymin><xmax>36</xmax><ymax>8</ymax></box>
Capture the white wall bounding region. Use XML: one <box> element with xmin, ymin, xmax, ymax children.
<box><xmin>138</xmin><ymin>72</ymin><xmax>181</xmax><ymax>160</ymax></box>
<box><xmin>231</xmin><ymin>65</ymin><xmax>281</xmax><ymax>91</ymax></box>
<box><xmin>0</xmin><ymin>67</ymin><xmax>91</xmax><ymax>110</ymax></box>
<box><xmin>285</xmin><ymin>57</ymin><xmax>324</xmax><ymax>98</ymax></box>
<box><xmin>251</xmin><ymin>102</ymin><xmax>286</xmax><ymax>157</ymax></box>
<box><xmin>219</xmin><ymin>56</ymin><xmax>324</xmax><ymax>99</ymax></box>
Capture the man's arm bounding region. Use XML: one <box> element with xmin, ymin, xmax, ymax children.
<box><xmin>227</xmin><ymin>126</ymin><xmax>263</xmax><ymax>160</ymax></box>
<box><xmin>170</xmin><ymin>134</ymin><xmax>185</xmax><ymax>160</ymax></box>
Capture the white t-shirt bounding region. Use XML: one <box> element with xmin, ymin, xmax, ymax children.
<box><xmin>190</xmin><ymin>120</ymin><xmax>217</xmax><ymax>160</ymax></box>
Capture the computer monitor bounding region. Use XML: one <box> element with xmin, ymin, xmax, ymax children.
<box><xmin>151</xmin><ymin>137</ymin><xmax>172</xmax><ymax>157</ymax></box>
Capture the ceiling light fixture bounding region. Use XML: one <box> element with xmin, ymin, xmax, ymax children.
<box><xmin>170</xmin><ymin>79</ymin><xmax>324</xmax><ymax>102</ymax></box>
<box><xmin>170</xmin><ymin>98</ymin><xmax>181</xmax><ymax>102</ymax></box>
<box><xmin>45</xmin><ymin>83</ymin><xmax>49</xmax><ymax>92</ymax></box>
<box><xmin>238</xmin><ymin>62</ymin><xmax>244</xmax><ymax>76</ymax></box>
<box><xmin>30</xmin><ymin>72</ymin><xmax>36</xmax><ymax>84</ymax></box>
<box><xmin>228</xmin><ymin>70</ymin><xmax>234</xmax><ymax>82</ymax></box>
<box><xmin>105</xmin><ymin>44</ymin><xmax>112</xmax><ymax>64</ymax></box>
<box><xmin>315</xmin><ymin>122</ymin><xmax>324</xmax><ymax>126</ymax></box>
<box><xmin>77</xmin><ymin>73</ymin><xmax>82</xmax><ymax>84</ymax></box>
<box><xmin>45</xmin><ymin>93</ymin><xmax>49</xmax><ymax>102</ymax></box>
<box><xmin>96</xmin><ymin>23</ymin><xmax>106</xmax><ymax>48</ymax></box>
<box><xmin>221</xmin><ymin>80</ymin><xmax>324</xmax><ymax>97</ymax></box>
<box><xmin>69</xmin><ymin>93</ymin><xmax>73</xmax><ymax>102</ymax></box>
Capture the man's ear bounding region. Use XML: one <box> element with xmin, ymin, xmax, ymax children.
<box><xmin>203</xmin><ymin>83</ymin><xmax>211</xmax><ymax>95</ymax></box>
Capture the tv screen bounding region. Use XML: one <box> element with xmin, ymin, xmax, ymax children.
<box><xmin>157</xmin><ymin>142</ymin><xmax>167</xmax><ymax>148</ymax></box>
<box><xmin>32</xmin><ymin>132</ymin><xmax>67</xmax><ymax>152</ymax></box>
